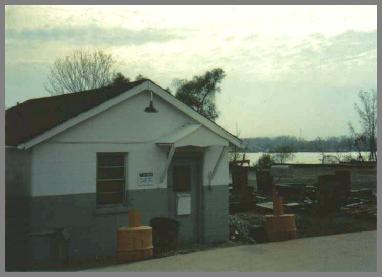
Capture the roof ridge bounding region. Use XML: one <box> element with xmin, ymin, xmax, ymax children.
<box><xmin>7</xmin><ymin>79</ymin><xmax>148</xmax><ymax>111</ymax></box>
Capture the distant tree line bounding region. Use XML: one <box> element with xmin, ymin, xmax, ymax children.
<box><xmin>243</xmin><ymin>135</ymin><xmax>373</xmax><ymax>153</ymax></box>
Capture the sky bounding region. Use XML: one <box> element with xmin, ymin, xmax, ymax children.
<box><xmin>4</xmin><ymin>5</ymin><xmax>377</xmax><ymax>139</ymax></box>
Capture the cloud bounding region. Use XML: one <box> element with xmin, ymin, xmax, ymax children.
<box><xmin>225</xmin><ymin>30</ymin><xmax>377</xmax><ymax>83</ymax></box>
<box><xmin>5</xmin><ymin>25</ymin><xmax>184</xmax><ymax>46</ymax></box>
<box><xmin>4</xmin><ymin>5</ymin><xmax>377</xmax><ymax>138</ymax></box>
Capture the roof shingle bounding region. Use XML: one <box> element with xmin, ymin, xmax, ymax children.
<box><xmin>6</xmin><ymin>79</ymin><xmax>146</xmax><ymax>146</ymax></box>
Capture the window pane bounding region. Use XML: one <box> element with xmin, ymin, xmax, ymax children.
<box><xmin>97</xmin><ymin>180</ymin><xmax>124</xmax><ymax>193</ymax></box>
<box><xmin>96</xmin><ymin>152</ymin><xmax>126</xmax><ymax>205</ymax></box>
<box><xmin>173</xmin><ymin>166</ymin><xmax>191</xmax><ymax>192</ymax></box>
<box><xmin>97</xmin><ymin>192</ymin><xmax>124</xmax><ymax>205</ymax></box>
<box><xmin>97</xmin><ymin>154</ymin><xmax>125</xmax><ymax>167</ymax></box>
<box><xmin>97</xmin><ymin>167</ymin><xmax>124</xmax><ymax>180</ymax></box>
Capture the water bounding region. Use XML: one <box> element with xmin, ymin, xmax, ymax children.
<box><xmin>241</xmin><ymin>151</ymin><xmax>371</xmax><ymax>165</ymax></box>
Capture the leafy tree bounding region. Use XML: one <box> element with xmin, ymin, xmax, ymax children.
<box><xmin>349</xmin><ymin>90</ymin><xmax>377</xmax><ymax>161</ymax></box>
<box><xmin>174</xmin><ymin>68</ymin><xmax>226</xmax><ymax>121</ymax></box>
<box><xmin>45</xmin><ymin>49</ymin><xmax>117</xmax><ymax>95</ymax></box>
<box><xmin>111</xmin><ymin>72</ymin><xmax>131</xmax><ymax>86</ymax></box>
<box><xmin>135</xmin><ymin>74</ymin><xmax>147</xmax><ymax>81</ymax></box>
<box><xmin>255</xmin><ymin>154</ymin><xmax>275</xmax><ymax>169</ymax></box>
<box><xmin>272</xmin><ymin>145</ymin><xmax>295</xmax><ymax>164</ymax></box>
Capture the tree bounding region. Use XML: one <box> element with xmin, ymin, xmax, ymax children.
<box><xmin>174</xmin><ymin>68</ymin><xmax>226</xmax><ymax>121</ymax></box>
<box><xmin>272</xmin><ymin>145</ymin><xmax>295</xmax><ymax>164</ymax></box>
<box><xmin>45</xmin><ymin>49</ymin><xmax>116</xmax><ymax>95</ymax></box>
<box><xmin>313</xmin><ymin>137</ymin><xmax>326</xmax><ymax>164</ymax></box>
<box><xmin>349</xmin><ymin>90</ymin><xmax>377</xmax><ymax>161</ymax></box>
<box><xmin>255</xmin><ymin>154</ymin><xmax>275</xmax><ymax>169</ymax></box>
<box><xmin>135</xmin><ymin>74</ymin><xmax>147</xmax><ymax>81</ymax></box>
<box><xmin>230</xmin><ymin>122</ymin><xmax>244</xmax><ymax>162</ymax></box>
<box><xmin>348</xmin><ymin>124</ymin><xmax>365</xmax><ymax>162</ymax></box>
<box><xmin>111</xmin><ymin>72</ymin><xmax>130</xmax><ymax>86</ymax></box>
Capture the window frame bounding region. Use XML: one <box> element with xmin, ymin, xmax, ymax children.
<box><xmin>96</xmin><ymin>152</ymin><xmax>127</xmax><ymax>208</ymax></box>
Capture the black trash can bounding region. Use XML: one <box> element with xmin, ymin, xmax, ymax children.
<box><xmin>150</xmin><ymin>217</ymin><xmax>179</xmax><ymax>257</ymax></box>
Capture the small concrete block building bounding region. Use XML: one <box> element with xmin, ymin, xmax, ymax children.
<box><xmin>5</xmin><ymin>79</ymin><xmax>243</xmax><ymax>269</ymax></box>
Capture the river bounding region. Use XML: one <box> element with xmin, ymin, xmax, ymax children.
<box><xmin>241</xmin><ymin>151</ymin><xmax>371</xmax><ymax>165</ymax></box>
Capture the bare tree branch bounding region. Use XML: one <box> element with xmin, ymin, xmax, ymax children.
<box><xmin>45</xmin><ymin>49</ymin><xmax>116</xmax><ymax>95</ymax></box>
<box><xmin>350</xmin><ymin>90</ymin><xmax>377</xmax><ymax>161</ymax></box>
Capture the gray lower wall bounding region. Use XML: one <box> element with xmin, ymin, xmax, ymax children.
<box><xmin>8</xmin><ymin>185</ymin><xmax>229</xmax><ymax>269</ymax></box>
<box><xmin>127</xmin><ymin>188</ymin><xmax>169</xmax><ymax>224</ymax></box>
<box><xmin>5</xmin><ymin>148</ymin><xmax>32</xmax><ymax>271</ymax></box>
<box><xmin>5</xmin><ymin>197</ymin><xmax>31</xmax><ymax>271</ymax></box>
<box><xmin>27</xmin><ymin>189</ymin><xmax>168</xmax><ymax>265</ymax></box>
<box><xmin>203</xmin><ymin>185</ymin><xmax>229</xmax><ymax>243</ymax></box>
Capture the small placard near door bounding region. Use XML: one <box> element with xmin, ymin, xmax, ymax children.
<box><xmin>176</xmin><ymin>193</ymin><xmax>191</xmax><ymax>215</ymax></box>
<box><xmin>138</xmin><ymin>172</ymin><xmax>154</xmax><ymax>186</ymax></box>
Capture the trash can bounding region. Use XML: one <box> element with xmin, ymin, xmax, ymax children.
<box><xmin>150</xmin><ymin>217</ymin><xmax>179</xmax><ymax>256</ymax></box>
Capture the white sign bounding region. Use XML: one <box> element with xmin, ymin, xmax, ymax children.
<box><xmin>177</xmin><ymin>193</ymin><xmax>191</xmax><ymax>215</ymax></box>
<box><xmin>138</xmin><ymin>172</ymin><xmax>154</xmax><ymax>186</ymax></box>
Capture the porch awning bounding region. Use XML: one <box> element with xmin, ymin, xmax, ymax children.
<box><xmin>156</xmin><ymin>123</ymin><xmax>228</xmax><ymax>148</ymax></box>
<box><xmin>156</xmin><ymin>123</ymin><xmax>228</xmax><ymax>184</ymax></box>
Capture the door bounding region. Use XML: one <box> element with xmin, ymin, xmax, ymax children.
<box><xmin>168</xmin><ymin>155</ymin><xmax>202</xmax><ymax>243</ymax></box>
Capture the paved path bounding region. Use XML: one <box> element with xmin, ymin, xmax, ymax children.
<box><xmin>84</xmin><ymin>231</ymin><xmax>377</xmax><ymax>272</ymax></box>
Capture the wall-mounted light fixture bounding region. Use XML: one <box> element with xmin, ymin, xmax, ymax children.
<box><xmin>144</xmin><ymin>90</ymin><xmax>158</xmax><ymax>113</ymax></box>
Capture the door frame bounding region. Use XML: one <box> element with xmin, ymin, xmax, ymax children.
<box><xmin>167</xmin><ymin>149</ymin><xmax>204</xmax><ymax>243</ymax></box>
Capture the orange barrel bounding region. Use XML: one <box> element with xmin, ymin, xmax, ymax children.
<box><xmin>264</xmin><ymin>214</ymin><xmax>297</xmax><ymax>242</ymax></box>
<box><xmin>128</xmin><ymin>210</ymin><xmax>141</xmax><ymax>228</ymax></box>
<box><xmin>117</xmin><ymin>226</ymin><xmax>153</xmax><ymax>263</ymax></box>
<box><xmin>273</xmin><ymin>195</ymin><xmax>284</xmax><ymax>216</ymax></box>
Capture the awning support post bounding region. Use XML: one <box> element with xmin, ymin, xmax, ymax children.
<box><xmin>160</xmin><ymin>144</ymin><xmax>176</xmax><ymax>184</ymax></box>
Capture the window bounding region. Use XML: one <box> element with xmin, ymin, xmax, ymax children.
<box><xmin>96</xmin><ymin>153</ymin><xmax>126</xmax><ymax>206</ymax></box>
<box><xmin>173</xmin><ymin>166</ymin><xmax>191</xmax><ymax>192</ymax></box>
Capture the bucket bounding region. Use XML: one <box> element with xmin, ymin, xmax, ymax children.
<box><xmin>117</xmin><ymin>226</ymin><xmax>153</xmax><ymax>263</ymax></box>
<box><xmin>264</xmin><ymin>214</ymin><xmax>297</xmax><ymax>242</ymax></box>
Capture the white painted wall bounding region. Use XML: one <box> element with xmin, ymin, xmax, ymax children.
<box><xmin>30</xmin><ymin>91</ymin><xmax>231</xmax><ymax>197</ymax></box>
<box><xmin>203</xmin><ymin>145</ymin><xmax>230</xmax><ymax>186</ymax></box>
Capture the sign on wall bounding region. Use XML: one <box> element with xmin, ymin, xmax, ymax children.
<box><xmin>138</xmin><ymin>172</ymin><xmax>154</xmax><ymax>186</ymax></box>
<box><xmin>176</xmin><ymin>193</ymin><xmax>191</xmax><ymax>215</ymax></box>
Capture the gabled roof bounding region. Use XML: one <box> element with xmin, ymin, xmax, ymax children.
<box><xmin>6</xmin><ymin>80</ymin><xmax>146</xmax><ymax>146</ymax></box>
<box><xmin>6</xmin><ymin>79</ymin><xmax>243</xmax><ymax>149</ymax></box>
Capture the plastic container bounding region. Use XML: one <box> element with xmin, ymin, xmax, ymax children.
<box><xmin>150</xmin><ymin>217</ymin><xmax>179</xmax><ymax>256</ymax></box>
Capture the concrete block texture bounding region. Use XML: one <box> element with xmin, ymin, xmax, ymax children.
<box><xmin>26</xmin><ymin>189</ymin><xmax>168</xmax><ymax>261</ymax></box>
<box><xmin>8</xmin><ymin>185</ymin><xmax>229</xmax><ymax>268</ymax></box>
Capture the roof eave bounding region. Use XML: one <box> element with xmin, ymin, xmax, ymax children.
<box><xmin>16</xmin><ymin>79</ymin><xmax>244</xmax><ymax>150</ymax></box>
